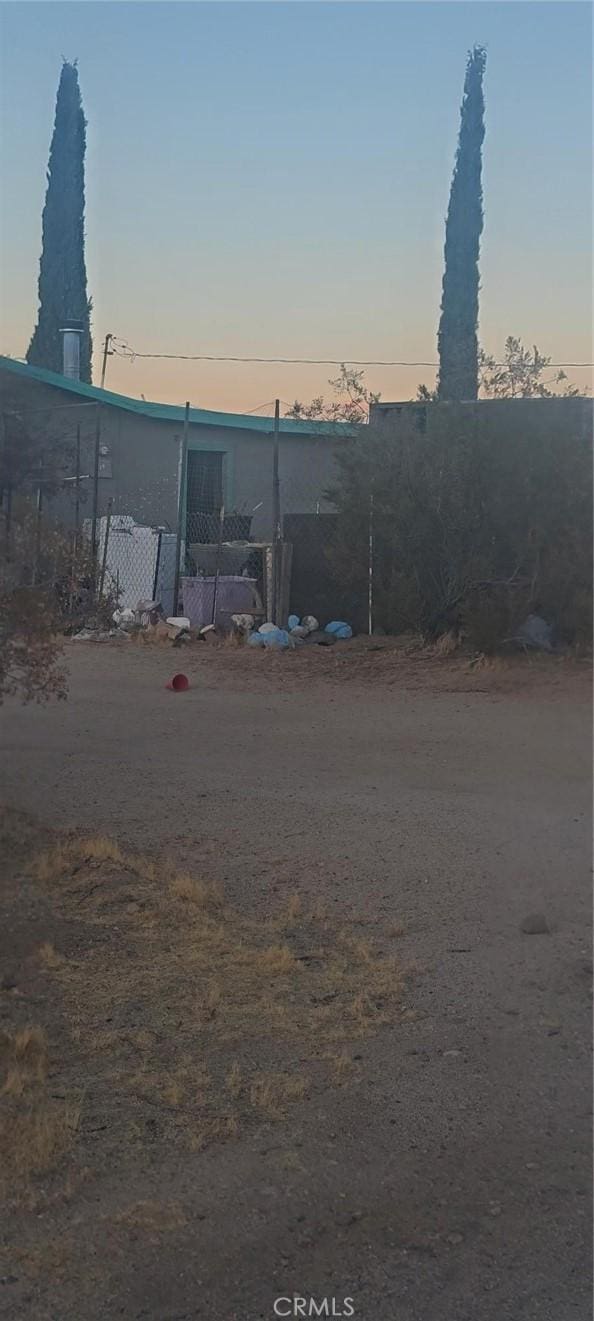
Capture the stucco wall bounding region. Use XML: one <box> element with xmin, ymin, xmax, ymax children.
<box><xmin>0</xmin><ymin>368</ymin><xmax>344</xmax><ymax>540</ymax></box>
<box><xmin>371</xmin><ymin>396</ymin><xmax>593</xmax><ymax>446</ymax></box>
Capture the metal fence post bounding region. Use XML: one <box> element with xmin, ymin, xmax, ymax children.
<box><xmin>271</xmin><ymin>399</ymin><xmax>280</xmax><ymax>623</ymax></box>
<box><xmin>368</xmin><ymin>490</ymin><xmax>374</xmax><ymax>637</ymax></box>
<box><xmin>90</xmin><ymin>404</ymin><xmax>102</xmax><ymax>585</ymax></box>
<box><xmin>33</xmin><ymin>452</ymin><xmax>44</xmax><ymax>587</ymax></box>
<box><xmin>0</xmin><ymin>412</ymin><xmax>11</xmax><ymax>563</ymax></box>
<box><xmin>98</xmin><ymin>497</ymin><xmax>113</xmax><ymax>598</ymax></box>
<box><xmin>67</xmin><ymin>425</ymin><xmax>82</xmax><ymax>617</ymax></box>
<box><xmin>4</xmin><ymin>485</ymin><xmax>11</xmax><ymax>564</ymax></box>
<box><xmin>73</xmin><ymin>423</ymin><xmax>81</xmax><ymax>553</ymax></box>
<box><xmin>210</xmin><ymin>502</ymin><xmax>226</xmax><ymax>626</ymax></box>
<box><xmin>172</xmin><ymin>402</ymin><xmax>189</xmax><ymax>617</ymax></box>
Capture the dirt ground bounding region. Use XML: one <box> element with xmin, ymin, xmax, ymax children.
<box><xmin>0</xmin><ymin>637</ymin><xmax>591</xmax><ymax>1321</ymax></box>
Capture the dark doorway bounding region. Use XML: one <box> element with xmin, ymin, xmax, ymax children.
<box><xmin>185</xmin><ymin>450</ymin><xmax>224</xmax><ymax>544</ymax></box>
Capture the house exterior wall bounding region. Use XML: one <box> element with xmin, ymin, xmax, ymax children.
<box><xmin>0</xmin><ymin>367</ymin><xmax>344</xmax><ymax>541</ymax></box>
<box><xmin>371</xmin><ymin>396</ymin><xmax>593</xmax><ymax>446</ymax></box>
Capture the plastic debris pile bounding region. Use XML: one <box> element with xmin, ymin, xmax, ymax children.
<box><xmin>244</xmin><ymin>614</ymin><xmax>353</xmax><ymax>651</ymax></box>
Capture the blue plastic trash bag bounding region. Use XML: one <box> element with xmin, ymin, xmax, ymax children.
<box><xmin>325</xmin><ymin>621</ymin><xmax>353</xmax><ymax>640</ymax></box>
<box><xmin>262</xmin><ymin>627</ymin><xmax>291</xmax><ymax>649</ymax></box>
<box><xmin>248</xmin><ymin>631</ymin><xmax>265</xmax><ymax>647</ymax></box>
<box><xmin>288</xmin><ymin>614</ymin><xmax>300</xmax><ymax>632</ymax></box>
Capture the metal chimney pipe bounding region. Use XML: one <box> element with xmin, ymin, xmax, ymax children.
<box><xmin>59</xmin><ymin>319</ymin><xmax>84</xmax><ymax>380</ymax></box>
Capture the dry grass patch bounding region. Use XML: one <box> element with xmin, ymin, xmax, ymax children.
<box><xmin>1</xmin><ymin>1025</ymin><xmax>48</xmax><ymax>1096</ymax></box>
<box><xmin>170</xmin><ymin>872</ymin><xmax>221</xmax><ymax>907</ymax></box>
<box><xmin>38</xmin><ymin>941</ymin><xmax>67</xmax><ymax>971</ymax></box>
<box><xmin>198</xmin><ymin>979</ymin><xmax>222</xmax><ymax>1023</ymax></box>
<box><xmin>226</xmin><ymin>1061</ymin><xmax>243</xmax><ymax>1098</ymax></box>
<box><xmin>0</xmin><ymin>1098</ymin><xmax>81</xmax><ymax>1190</ymax></box>
<box><xmin>112</xmin><ymin>1199</ymin><xmax>187</xmax><ymax>1235</ymax></box>
<box><xmin>433</xmin><ymin>630</ymin><xmax>460</xmax><ymax>657</ymax></box>
<box><xmin>33</xmin><ymin>835</ymin><xmax>125</xmax><ymax>883</ymax></box>
<box><xmin>189</xmin><ymin>1113</ymin><xmax>239</xmax><ymax>1152</ymax></box>
<box><xmin>20</xmin><ymin>828</ymin><xmax>413</xmax><ymax>1173</ymax></box>
<box><xmin>9</xmin><ymin>1238</ymin><xmax>73</xmax><ymax>1279</ymax></box>
<box><xmin>257</xmin><ymin>944</ymin><xmax>299</xmax><ymax>975</ymax></box>
<box><xmin>249</xmin><ymin>1072</ymin><xmax>308</xmax><ymax>1119</ymax></box>
<box><xmin>273</xmin><ymin>892</ymin><xmax>304</xmax><ymax>929</ymax></box>
<box><xmin>326</xmin><ymin>1051</ymin><xmax>358</xmax><ymax>1085</ymax></box>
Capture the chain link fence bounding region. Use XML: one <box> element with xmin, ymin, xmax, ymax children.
<box><xmin>278</xmin><ymin>450</ymin><xmax>368</xmax><ymax>632</ymax></box>
<box><xmin>1</xmin><ymin>403</ymin><xmax>105</xmax><ymax>633</ymax></box>
<box><xmin>1</xmin><ymin>395</ymin><xmax>364</xmax><ymax>636</ymax></box>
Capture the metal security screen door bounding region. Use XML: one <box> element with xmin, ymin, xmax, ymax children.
<box><xmin>185</xmin><ymin>450</ymin><xmax>224</xmax><ymax>544</ymax></box>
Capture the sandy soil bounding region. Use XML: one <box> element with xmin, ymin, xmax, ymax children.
<box><xmin>0</xmin><ymin>639</ymin><xmax>591</xmax><ymax>1321</ymax></box>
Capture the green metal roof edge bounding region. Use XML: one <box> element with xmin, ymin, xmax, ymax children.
<box><xmin>0</xmin><ymin>355</ymin><xmax>357</xmax><ymax>439</ymax></box>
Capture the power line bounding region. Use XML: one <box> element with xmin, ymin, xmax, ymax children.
<box><xmin>110</xmin><ymin>338</ymin><xmax>593</xmax><ymax>370</ymax></box>
<box><xmin>244</xmin><ymin>400</ymin><xmax>276</xmax><ymax>414</ymax></box>
<box><xmin>3</xmin><ymin>401</ymin><xmax>99</xmax><ymax>416</ymax></box>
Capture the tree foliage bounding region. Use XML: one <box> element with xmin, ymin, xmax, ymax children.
<box><xmin>437</xmin><ymin>46</ymin><xmax>486</xmax><ymax>402</ymax></box>
<box><xmin>1</xmin><ymin>504</ymin><xmax>68</xmax><ymax>704</ymax></box>
<box><xmin>417</xmin><ymin>336</ymin><xmax>584</xmax><ymax>401</ymax></box>
<box><xmin>0</xmin><ymin>582</ymin><xmax>66</xmax><ymax>705</ymax></box>
<box><xmin>327</xmin><ymin>411</ymin><xmax>592</xmax><ymax>650</ymax></box>
<box><xmin>286</xmin><ymin>365</ymin><xmax>379</xmax><ymax>424</ymax></box>
<box><xmin>1</xmin><ymin>399</ymin><xmax>75</xmax><ymax>704</ymax></box>
<box><xmin>27</xmin><ymin>61</ymin><xmax>92</xmax><ymax>381</ymax></box>
<box><xmin>479</xmin><ymin>336</ymin><xmax>583</xmax><ymax>398</ymax></box>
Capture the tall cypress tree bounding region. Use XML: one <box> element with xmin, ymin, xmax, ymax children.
<box><xmin>27</xmin><ymin>61</ymin><xmax>92</xmax><ymax>381</ymax></box>
<box><xmin>437</xmin><ymin>46</ymin><xmax>486</xmax><ymax>402</ymax></box>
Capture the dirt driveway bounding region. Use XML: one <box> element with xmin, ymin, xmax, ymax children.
<box><xmin>0</xmin><ymin>640</ymin><xmax>591</xmax><ymax>1321</ymax></box>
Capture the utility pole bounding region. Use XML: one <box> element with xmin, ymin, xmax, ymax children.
<box><xmin>100</xmin><ymin>333</ymin><xmax>113</xmax><ymax>389</ymax></box>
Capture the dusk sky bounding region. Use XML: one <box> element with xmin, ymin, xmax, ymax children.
<box><xmin>0</xmin><ymin>1</ymin><xmax>591</xmax><ymax>412</ymax></box>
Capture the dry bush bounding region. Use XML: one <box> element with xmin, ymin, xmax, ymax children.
<box><xmin>433</xmin><ymin>630</ymin><xmax>460</xmax><ymax>657</ymax></box>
